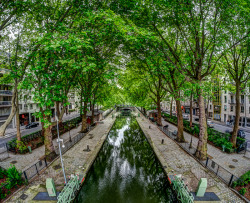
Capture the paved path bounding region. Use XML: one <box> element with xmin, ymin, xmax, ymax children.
<box><xmin>7</xmin><ymin>111</ymin><xmax>116</xmax><ymax>203</ymax></box>
<box><xmin>161</xmin><ymin>118</ymin><xmax>250</xmax><ymax>178</ymax></box>
<box><xmin>135</xmin><ymin>112</ymin><xmax>245</xmax><ymax>203</ymax></box>
<box><xmin>0</xmin><ymin>124</ymin><xmax>82</xmax><ymax>172</ymax></box>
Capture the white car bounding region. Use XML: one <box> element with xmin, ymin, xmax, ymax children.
<box><xmin>183</xmin><ymin>114</ymin><xmax>189</xmax><ymax>120</ymax></box>
<box><xmin>207</xmin><ymin>120</ymin><xmax>214</xmax><ymax>128</ymax></box>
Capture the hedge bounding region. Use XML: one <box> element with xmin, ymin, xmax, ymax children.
<box><xmin>162</xmin><ymin>113</ymin><xmax>245</xmax><ymax>153</ymax></box>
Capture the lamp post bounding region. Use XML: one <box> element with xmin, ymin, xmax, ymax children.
<box><xmin>56</xmin><ymin>115</ymin><xmax>67</xmax><ymax>185</ymax></box>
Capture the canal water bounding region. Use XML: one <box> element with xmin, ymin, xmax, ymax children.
<box><xmin>75</xmin><ymin>117</ymin><xmax>176</xmax><ymax>203</ymax></box>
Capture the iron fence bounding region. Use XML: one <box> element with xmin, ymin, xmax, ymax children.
<box><xmin>103</xmin><ymin>108</ymin><xmax>114</xmax><ymax>119</ymax></box>
<box><xmin>136</xmin><ymin>107</ymin><xmax>248</xmax><ymax>195</ymax></box>
<box><xmin>160</xmin><ymin>119</ymin><xmax>241</xmax><ymax>187</ymax></box>
<box><xmin>55</xmin><ymin>132</ymin><xmax>86</xmax><ymax>155</ymax></box>
<box><xmin>243</xmin><ymin>141</ymin><xmax>250</xmax><ymax>158</ymax></box>
<box><xmin>22</xmin><ymin>158</ymin><xmax>48</xmax><ymax>181</ymax></box>
<box><xmin>0</xmin><ymin>143</ymin><xmax>9</xmax><ymax>161</ymax></box>
<box><xmin>22</xmin><ymin>124</ymin><xmax>93</xmax><ymax>182</ymax></box>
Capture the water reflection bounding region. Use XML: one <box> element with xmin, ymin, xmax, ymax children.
<box><xmin>75</xmin><ymin>117</ymin><xmax>176</xmax><ymax>203</ymax></box>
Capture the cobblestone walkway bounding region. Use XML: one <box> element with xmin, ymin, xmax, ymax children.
<box><xmin>161</xmin><ymin>119</ymin><xmax>250</xmax><ymax>177</ymax></box>
<box><xmin>0</xmin><ymin>124</ymin><xmax>82</xmax><ymax>171</ymax></box>
<box><xmin>7</xmin><ymin>112</ymin><xmax>116</xmax><ymax>203</ymax></box>
<box><xmin>136</xmin><ymin>114</ymin><xmax>245</xmax><ymax>203</ymax></box>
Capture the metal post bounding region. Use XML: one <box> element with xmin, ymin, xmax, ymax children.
<box><xmin>44</xmin><ymin>158</ymin><xmax>47</xmax><ymax>167</ymax></box>
<box><xmin>56</xmin><ymin>116</ymin><xmax>67</xmax><ymax>185</ymax></box>
<box><xmin>216</xmin><ymin>165</ymin><xmax>220</xmax><ymax>175</ymax></box>
<box><xmin>228</xmin><ymin>174</ymin><xmax>234</xmax><ymax>186</ymax></box>
<box><xmin>205</xmin><ymin>157</ymin><xmax>209</xmax><ymax>167</ymax></box>
<box><xmin>23</xmin><ymin>171</ymin><xmax>28</xmax><ymax>182</ymax></box>
<box><xmin>35</xmin><ymin>164</ymin><xmax>39</xmax><ymax>175</ymax></box>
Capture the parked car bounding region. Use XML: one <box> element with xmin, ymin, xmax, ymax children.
<box><xmin>183</xmin><ymin>114</ymin><xmax>189</xmax><ymax>120</ymax></box>
<box><xmin>194</xmin><ymin>118</ymin><xmax>199</xmax><ymax>122</ymax></box>
<box><xmin>207</xmin><ymin>120</ymin><xmax>214</xmax><ymax>128</ymax></box>
<box><xmin>25</xmin><ymin>122</ymin><xmax>39</xmax><ymax>129</ymax></box>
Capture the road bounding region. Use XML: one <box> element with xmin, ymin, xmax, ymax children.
<box><xmin>163</xmin><ymin>112</ymin><xmax>250</xmax><ymax>142</ymax></box>
<box><xmin>0</xmin><ymin>113</ymin><xmax>80</xmax><ymax>145</ymax></box>
<box><xmin>190</xmin><ymin>115</ymin><xmax>250</xmax><ymax>142</ymax></box>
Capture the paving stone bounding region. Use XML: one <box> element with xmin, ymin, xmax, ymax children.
<box><xmin>7</xmin><ymin>112</ymin><xmax>116</xmax><ymax>203</ymax></box>
<box><xmin>135</xmin><ymin>111</ymin><xmax>245</xmax><ymax>203</ymax></box>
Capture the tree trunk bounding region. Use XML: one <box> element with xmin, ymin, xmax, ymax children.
<box><xmin>44</xmin><ymin>116</ymin><xmax>56</xmax><ymax>161</ymax></box>
<box><xmin>81</xmin><ymin>101</ymin><xmax>88</xmax><ymax>132</ymax></box>
<box><xmin>190</xmin><ymin>93</ymin><xmax>193</xmax><ymax>128</ymax></box>
<box><xmin>170</xmin><ymin>97</ymin><xmax>173</xmax><ymax>117</ymax></box>
<box><xmin>195</xmin><ymin>91</ymin><xmax>208</xmax><ymax>160</ymax></box>
<box><xmin>176</xmin><ymin>99</ymin><xmax>185</xmax><ymax>142</ymax></box>
<box><xmin>40</xmin><ymin>107</ymin><xmax>45</xmax><ymax>137</ymax></box>
<box><xmin>80</xmin><ymin>89</ymin><xmax>83</xmax><ymax>116</ymax></box>
<box><xmin>56</xmin><ymin>101</ymin><xmax>60</xmax><ymax>118</ymax></box>
<box><xmin>156</xmin><ymin>98</ymin><xmax>162</xmax><ymax>126</ymax></box>
<box><xmin>0</xmin><ymin>85</ymin><xmax>17</xmax><ymax>137</ymax></box>
<box><xmin>231</xmin><ymin>82</ymin><xmax>240</xmax><ymax>148</ymax></box>
<box><xmin>16</xmin><ymin>91</ymin><xmax>21</xmax><ymax>141</ymax></box>
<box><xmin>91</xmin><ymin>103</ymin><xmax>95</xmax><ymax>124</ymax></box>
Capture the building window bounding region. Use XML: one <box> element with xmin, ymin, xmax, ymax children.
<box><xmin>30</xmin><ymin>104</ymin><xmax>33</xmax><ymax>109</ymax></box>
<box><xmin>210</xmin><ymin>105</ymin><xmax>212</xmax><ymax>110</ymax></box>
<box><xmin>224</xmin><ymin>96</ymin><xmax>227</xmax><ymax>103</ymax></box>
<box><xmin>241</xmin><ymin>106</ymin><xmax>244</xmax><ymax>113</ymax></box>
<box><xmin>249</xmin><ymin>107</ymin><xmax>250</xmax><ymax>113</ymax></box>
<box><xmin>241</xmin><ymin>95</ymin><xmax>244</xmax><ymax>104</ymax></box>
<box><xmin>19</xmin><ymin>104</ymin><xmax>22</xmax><ymax>110</ymax></box>
<box><xmin>37</xmin><ymin>104</ymin><xmax>39</xmax><ymax>109</ymax></box>
<box><xmin>231</xmin><ymin>106</ymin><xmax>233</xmax><ymax>112</ymax></box>
<box><xmin>224</xmin><ymin>105</ymin><xmax>227</xmax><ymax>111</ymax></box>
<box><xmin>224</xmin><ymin>90</ymin><xmax>227</xmax><ymax>94</ymax></box>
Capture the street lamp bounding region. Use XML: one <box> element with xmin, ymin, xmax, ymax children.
<box><xmin>55</xmin><ymin>115</ymin><xmax>67</xmax><ymax>185</ymax></box>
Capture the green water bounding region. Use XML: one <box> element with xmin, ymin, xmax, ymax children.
<box><xmin>75</xmin><ymin>117</ymin><xmax>176</xmax><ymax>203</ymax></box>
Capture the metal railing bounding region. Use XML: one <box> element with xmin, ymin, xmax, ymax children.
<box><xmin>0</xmin><ymin>143</ymin><xmax>9</xmax><ymax>161</ymax></box>
<box><xmin>0</xmin><ymin>90</ymin><xmax>12</xmax><ymax>95</ymax></box>
<box><xmin>136</xmin><ymin>107</ymin><xmax>247</xmax><ymax>198</ymax></box>
<box><xmin>22</xmin><ymin>158</ymin><xmax>48</xmax><ymax>181</ymax></box>
<box><xmin>55</xmin><ymin>131</ymin><xmax>85</xmax><ymax>155</ymax></box>
<box><xmin>0</xmin><ymin>101</ymin><xmax>12</xmax><ymax>106</ymax></box>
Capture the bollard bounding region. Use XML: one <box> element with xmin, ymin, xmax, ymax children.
<box><xmin>162</xmin><ymin>139</ymin><xmax>164</xmax><ymax>144</ymax></box>
<box><xmin>149</xmin><ymin>126</ymin><xmax>151</xmax><ymax>129</ymax></box>
<box><xmin>87</xmin><ymin>145</ymin><xmax>90</xmax><ymax>152</ymax></box>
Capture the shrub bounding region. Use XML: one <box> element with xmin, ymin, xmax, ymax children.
<box><xmin>239</xmin><ymin>188</ymin><xmax>247</xmax><ymax>196</ymax></box>
<box><xmin>7</xmin><ymin>165</ymin><xmax>23</xmax><ymax>187</ymax></box>
<box><xmin>0</xmin><ymin>167</ymin><xmax>7</xmax><ymax>179</ymax></box>
<box><xmin>16</xmin><ymin>140</ymin><xmax>28</xmax><ymax>154</ymax></box>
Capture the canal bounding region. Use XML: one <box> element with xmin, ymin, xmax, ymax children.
<box><xmin>75</xmin><ymin>117</ymin><xmax>176</xmax><ymax>203</ymax></box>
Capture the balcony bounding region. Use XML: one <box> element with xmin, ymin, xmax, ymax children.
<box><xmin>0</xmin><ymin>90</ymin><xmax>12</xmax><ymax>96</ymax></box>
<box><xmin>0</xmin><ymin>101</ymin><xmax>12</xmax><ymax>107</ymax></box>
<box><xmin>228</xmin><ymin>100</ymin><xmax>244</xmax><ymax>105</ymax></box>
